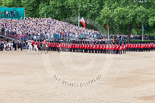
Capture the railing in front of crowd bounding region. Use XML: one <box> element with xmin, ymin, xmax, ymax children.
<box><xmin>0</xmin><ymin>29</ymin><xmax>154</xmax><ymax>42</ymax></box>
<box><xmin>0</xmin><ymin>30</ymin><xmax>104</xmax><ymax>41</ymax></box>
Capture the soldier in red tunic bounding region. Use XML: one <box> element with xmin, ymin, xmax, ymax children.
<box><xmin>119</xmin><ymin>44</ymin><xmax>122</xmax><ymax>54</ymax></box>
<box><xmin>102</xmin><ymin>43</ymin><xmax>105</xmax><ymax>53</ymax></box>
<box><xmin>57</xmin><ymin>43</ymin><xmax>61</xmax><ymax>53</ymax></box>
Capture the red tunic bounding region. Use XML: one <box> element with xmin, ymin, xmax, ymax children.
<box><xmin>84</xmin><ymin>44</ymin><xmax>87</xmax><ymax>49</ymax></box>
<box><xmin>80</xmin><ymin>44</ymin><xmax>82</xmax><ymax>49</ymax></box>
<box><xmin>93</xmin><ymin>44</ymin><xmax>95</xmax><ymax>49</ymax></box>
<box><xmin>115</xmin><ymin>45</ymin><xmax>119</xmax><ymax>50</ymax></box>
<box><xmin>106</xmin><ymin>45</ymin><xmax>109</xmax><ymax>50</ymax></box>
<box><xmin>99</xmin><ymin>44</ymin><xmax>102</xmax><ymax>50</ymax></box>
<box><xmin>73</xmin><ymin>43</ymin><xmax>75</xmax><ymax>49</ymax></box>
<box><xmin>112</xmin><ymin>45</ymin><xmax>115</xmax><ymax>50</ymax></box>
<box><xmin>102</xmin><ymin>44</ymin><xmax>105</xmax><ymax>50</ymax></box>
<box><xmin>82</xmin><ymin>44</ymin><xmax>84</xmax><ymax>49</ymax></box>
<box><xmin>90</xmin><ymin>44</ymin><xmax>93</xmax><ymax>49</ymax></box>
<box><xmin>87</xmin><ymin>44</ymin><xmax>89</xmax><ymax>49</ymax></box>
<box><xmin>109</xmin><ymin>44</ymin><xmax>112</xmax><ymax>50</ymax></box>
<box><xmin>31</xmin><ymin>41</ymin><xmax>35</xmax><ymax>45</ymax></box>
<box><xmin>96</xmin><ymin>44</ymin><xmax>99</xmax><ymax>50</ymax></box>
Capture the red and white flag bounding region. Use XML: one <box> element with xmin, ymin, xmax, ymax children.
<box><xmin>79</xmin><ymin>17</ymin><xmax>86</xmax><ymax>28</ymax></box>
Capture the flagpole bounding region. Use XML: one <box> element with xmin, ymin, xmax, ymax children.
<box><xmin>142</xmin><ymin>30</ymin><xmax>144</xmax><ymax>42</ymax></box>
<box><xmin>108</xmin><ymin>28</ymin><xmax>109</xmax><ymax>40</ymax></box>
<box><xmin>45</xmin><ymin>13</ymin><xmax>46</xmax><ymax>18</ymax></box>
<box><xmin>142</xmin><ymin>24</ymin><xmax>144</xmax><ymax>42</ymax></box>
<box><xmin>106</xmin><ymin>24</ymin><xmax>109</xmax><ymax>40</ymax></box>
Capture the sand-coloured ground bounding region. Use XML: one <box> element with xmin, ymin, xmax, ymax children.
<box><xmin>0</xmin><ymin>51</ymin><xmax>155</xmax><ymax>103</ymax></box>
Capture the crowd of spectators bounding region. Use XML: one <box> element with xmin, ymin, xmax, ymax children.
<box><xmin>0</xmin><ymin>18</ymin><xmax>101</xmax><ymax>41</ymax></box>
<box><xmin>0</xmin><ymin>18</ymin><xmax>154</xmax><ymax>42</ymax></box>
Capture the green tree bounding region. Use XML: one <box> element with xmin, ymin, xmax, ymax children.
<box><xmin>0</xmin><ymin>0</ymin><xmax>154</xmax><ymax>39</ymax></box>
<box><xmin>98</xmin><ymin>0</ymin><xmax>150</xmax><ymax>41</ymax></box>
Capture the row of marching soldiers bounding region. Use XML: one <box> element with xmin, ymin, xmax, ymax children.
<box><xmin>33</xmin><ymin>41</ymin><xmax>155</xmax><ymax>54</ymax></box>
